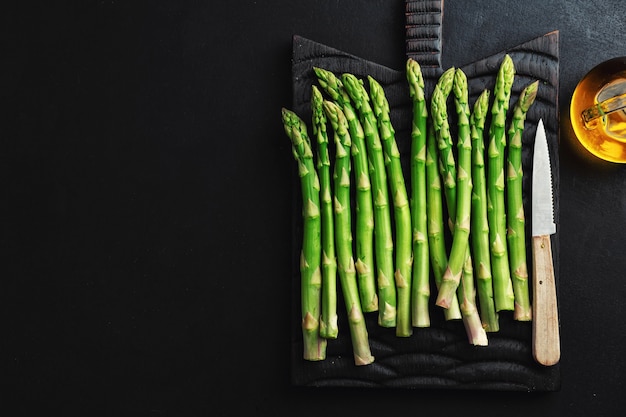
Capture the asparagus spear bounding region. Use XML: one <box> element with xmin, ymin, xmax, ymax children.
<box><xmin>430</xmin><ymin>70</ymin><xmax>476</xmax><ymax>330</ymax></box>
<box><xmin>507</xmin><ymin>80</ymin><xmax>539</xmax><ymax>321</ymax></box>
<box><xmin>281</xmin><ymin>108</ymin><xmax>327</xmax><ymax>361</ymax></box>
<box><xmin>449</xmin><ymin>69</ymin><xmax>488</xmax><ymax>345</ymax></box>
<box><xmin>426</xmin><ymin>68</ymin><xmax>461</xmax><ymax>320</ymax></box>
<box><xmin>313</xmin><ymin>67</ymin><xmax>378</xmax><ymax>312</ymax></box>
<box><xmin>488</xmin><ymin>55</ymin><xmax>516</xmax><ymax>312</ymax></box>
<box><xmin>425</xmin><ymin>82</ymin><xmax>462</xmax><ymax>322</ymax></box>
<box><xmin>470</xmin><ymin>89</ymin><xmax>499</xmax><ymax>332</ymax></box>
<box><xmin>369</xmin><ymin>75</ymin><xmax>413</xmax><ymax>337</ymax></box>
<box><xmin>342</xmin><ymin>73</ymin><xmax>397</xmax><ymax>328</ymax></box>
<box><xmin>406</xmin><ymin>59</ymin><xmax>431</xmax><ymax>327</ymax></box>
<box><xmin>323</xmin><ymin>100</ymin><xmax>374</xmax><ymax>365</ymax></box>
<box><xmin>311</xmin><ymin>86</ymin><xmax>339</xmax><ymax>339</ymax></box>
<box><xmin>431</xmin><ymin>67</ymin><xmax>457</xmax><ymax>228</ymax></box>
<box><xmin>433</xmin><ymin>70</ymin><xmax>473</xmax><ymax>310</ymax></box>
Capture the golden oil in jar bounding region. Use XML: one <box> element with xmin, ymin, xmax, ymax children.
<box><xmin>570</xmin><ymin>57</ymin><xmax>626</xmax><ymax>163</ymax></box>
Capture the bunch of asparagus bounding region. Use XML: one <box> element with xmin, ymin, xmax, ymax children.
<box><xmin>282</xmin><ymin>55</ymin><xmax>539</xmax><ymax>365</ymax></box>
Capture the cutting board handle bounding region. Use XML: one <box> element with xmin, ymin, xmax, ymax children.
<box><xmin>405</xmin><ymin>0</ymin><xmax>443</xmax><ymax>86</ymax></box>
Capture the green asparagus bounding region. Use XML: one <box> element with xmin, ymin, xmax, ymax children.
<box><xmin>311</xmin><ymin>86</ymin><xmax>339</xmax><ymax>339</ymax></box>
<box><xmin>488</xmin><ymin>55</ymin><xmax>516</xmax><ymax>312</ymax></box>
<box><xmin>281</xmin><ymin>108</ymin><xmax>327</xmax><ymax>361</ymax></box>
<box><xmin>313</xmin><ymin>67</ymin><xmax>378</xmax><ymax>312</ymax></box>
<box><xmin>324</xmin><ymin>100</ymin><xmax>375</xmax><ymax>365</ymax></box>
<box><xmin>450</xmin><ymin>69</ymin><xmax>487</xmax><ymax>345</ymax></box>
<box><xmin>369</xmin><ymin>75</ymin><xmax>413</xmax><ymax>337</ymax></box>
<box><xmin>470</xmin><ymin>89</ymin><xmax>499</xmax><ymax>332</ymax></box>
<box><xmin>406</xmin><ymin>59</ymin><xmax>431</xmax><ymax>327</ymax></box>
<box><xmin>431</xmin><ymin>67</ymin><xmax>457</xmax><ymax>228</ymax></box>
<box><xmin>434</xmin><ymin>70</ymin><xmax>472</xmax><ymax>310</ymax></box>
<box><xmin>426</xmin><ymin>123</ymin><xmax>463</xmax><ymax>320</ymax></box>
<box><xmin>507</xmin><ymin>80</ymin><xmax>539</xmax><ymax>321</ymax></box>
<box><xmin>342</xmin><ymin>73</ymin><xmax>397</xmax><ymax>328</ymax></box>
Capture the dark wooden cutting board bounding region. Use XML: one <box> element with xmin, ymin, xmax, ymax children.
<box><xmin>289</xmin><ymin>0</ymin><xmax>560</xmax><ymax>391</ymax></box>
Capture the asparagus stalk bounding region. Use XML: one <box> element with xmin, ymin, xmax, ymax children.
<box><xmin>426</xmin><ymin>118</ymin><xmax>463</xmax><ymax>321</ymax></box>
<box><xmin>431</xmin><ymin>67</ymin><xmax>457</xmax><ymax>228</ymax></box>
<box><xmin>507</xmin><ymin>80</ymin><xmax>539</xmax><ymax>321</ymax></box>
<box><xmin>406</xmin><ymin>59</ymin><xmax>431</xmax><ymax>327</ymax></box>
<box><xmin>323</xmin><ymin>100</ymin><xmax>374</xmax><ymax>365</ymax></box>
<box><xmin>459</xmin><ymin>253</ymin><xmax>488</xmax><ymax>345</ymax></box>
<box><xmin>369</xmin><ymin>75</ymin><xmax>413</xmax><ymax>337</ymax></box>
<box><xmin>488</xmin><ymin>55</ymin><xmax>516</xmax><ymax>312</ymax></box>
<box><xmin>449</xmin><ymin>69</ymin><xmax>488</xmax><ymax>345</ymax></box>
<box><xmin>281</xmin><ymin>108</ymin><xmax>327</xmax><ymax>361</ymax></box>
<box><xmin>470</xmin><ymin>89</ymin><xmax>499</xmax><ymax>332</ymax></box>
<box><xmin>434</xmin><ymin>69</ymin><xmax>473</xmax><ymax>310</ymax></box>
<box><xmin>342</xmin><ymin>73</ymin><xmax>397</xmax><ymax>328</ymax></box>
<box><xmin>311</xmin><ymin>86</ymin><xmax>339</xmax><ymax>339</ymax></box>
<box><xmin>313</xmin><ymin>67</ymin><xmax>378</xmax><ymax>312</ymax></box>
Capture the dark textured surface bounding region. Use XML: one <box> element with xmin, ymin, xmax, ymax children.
<box><xmin>290</xmin><ymin>24</ymin><xmax>560</xmax><ymax>389</ymax></box>
<box><xmin>5</xmin><ymin>0</ymin><xmax>626</xmax><ymax>415</ymax></box>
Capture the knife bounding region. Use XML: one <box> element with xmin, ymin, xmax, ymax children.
<box><xmin>531</xmin><ymin>118</ymin><xmax>560</xmax><ymax>366</ymax></box>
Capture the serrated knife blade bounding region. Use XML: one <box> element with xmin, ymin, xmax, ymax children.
<box><xmin>532</xmin><ymin>119</ymin><xmax>557</xmax><ymax>236</ymax></box>
<box><xmin>531</xmin><ymin>119</ymin><xmax>560</xmax><ymax>366</ymax></box>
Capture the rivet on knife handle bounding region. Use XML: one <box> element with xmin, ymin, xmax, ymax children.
<box><xmin>532</xmin><ymin>235</ymin><xmax>560</xmax><ymax>366</ymax></box>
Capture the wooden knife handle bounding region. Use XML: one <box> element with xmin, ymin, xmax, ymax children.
<box><xmin>532</xmin><ymin>235</ymin><xmax>560</xmax><ymax>366</ymax></box>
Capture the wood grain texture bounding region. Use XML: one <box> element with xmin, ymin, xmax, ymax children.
<box><xmin>532</xmin><ymin>235</ymin><xmax>561</xmax><ymax>366</ymax></box>
<box><xmin>289</xmin><ymin>1</ymin><xmax>560</xmax><ymax>391</ymax></box>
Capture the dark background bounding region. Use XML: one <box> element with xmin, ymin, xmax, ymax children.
<box><xmin>3</xmin><ymin>0</ymin><xmax>626</xmax><ymax>415</ymax></box>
